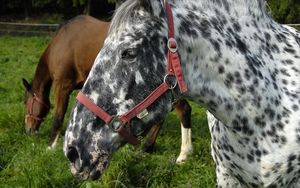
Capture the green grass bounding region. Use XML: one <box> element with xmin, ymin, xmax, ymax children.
<box><xmin>0</xmin><ymin>36</ymin><xmax>216</xmax><ymax>188</ymax></box>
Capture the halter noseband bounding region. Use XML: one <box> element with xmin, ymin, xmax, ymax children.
<box><xmin>26</xmin><ymin>93</ymin><xmax>49</xmax><ymax>123</ymax></box>
<box><xmin>76</xmin><ymin>1</ymin><xmax>187</xmax><ymax>145</ymax></box>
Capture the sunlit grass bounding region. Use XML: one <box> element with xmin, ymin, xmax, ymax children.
<box><xmin>0</xmin><ymin>36</ymin><xmax>216</xmax><ymax>188</ymax></box>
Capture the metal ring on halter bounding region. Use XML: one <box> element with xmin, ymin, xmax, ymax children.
<box><xmin>167</xmin><ymin>38</ymin><xmax>178</xmax><ymax>53</ymax></box>
<box><xmin>108</xmin><ymin>116</ymin><xmax>123</xmax><ymax>132</ymax></box>
<box><xmin>164</xmin><ymin>74</ymin><xmax>177</xmax><ymax>89</ymax></box>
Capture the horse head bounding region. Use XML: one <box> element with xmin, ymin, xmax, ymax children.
<box><xmin>63</xmin><ymin>0</ymin><xmax>176</xmax><ymax>180</ymax></box>
<box><xmin>22</xmin><ymin>78</ymin><xmax>50</xmax><ymax>134</ymax></box>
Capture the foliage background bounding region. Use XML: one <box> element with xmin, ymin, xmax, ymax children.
<box><xmin>0</xmin><ymin>0</ymin><xmax>299</xmax><ymax>23</ymax></box>
<box><xmin>267</xmin><ymin>0</ymin><xmax>300</xmax><ymax>23</ymax></box>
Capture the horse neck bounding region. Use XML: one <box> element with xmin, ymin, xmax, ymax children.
<box><xmin>171</xmin><ymin>0</ymin><xmax>277</xmax><ymax>124</ymax></box>
<box><xmin>31</xmin><ymin>49</ymin><xmax>52</xmax><ymax>102</ymax></box>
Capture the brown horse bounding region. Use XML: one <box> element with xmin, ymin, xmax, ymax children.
<box><xmin>22</xmin><ymin>15</ymin><xmax>192</xmax><ymax>162</ymax></box>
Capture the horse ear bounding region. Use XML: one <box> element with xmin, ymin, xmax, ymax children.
<box><xmin>140</xmin><ymin>0</ymin><xmax>165</xmax><ymax>18</ymax></box>
<box><xmin>22</xmin><ymin>78</ymin><xmax>31</xmax><ymax>91</ymax></box>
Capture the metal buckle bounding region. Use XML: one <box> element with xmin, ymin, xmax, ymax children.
<box><xmin>108</xmin><ymin>116</ymin><xmax>123</xmax><ymax>132</ymax></box>
<box><xmin>137</xmin><ymin>109</ymin><xmax>149</xmax><ymax>119</ymax></box>
<box><xmin>167</xmin><ymin>38</ymin><xmax>178</xmax><ymax>53</ymax></box>
<box><xmin>164</xmin><ymin>74</ymin><xmax>177</xmax><ymax>89</ymax></box>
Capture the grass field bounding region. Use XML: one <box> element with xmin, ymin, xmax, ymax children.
<box><xmin>0</xmin><ymin>36</ymin><xmax>216</xmax><ymax>188</ymax></box>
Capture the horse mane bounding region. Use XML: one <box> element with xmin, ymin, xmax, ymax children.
<box><xmin>110</xmin><ymin>0</ymin><xmax>269</xmax><ymax>35</ymax></box>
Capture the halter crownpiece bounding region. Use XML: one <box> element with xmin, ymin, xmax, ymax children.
<box><xmin>76</xmin><ymin>0</ymin><xmax>187</xmax><ymax>145</ymax></box>
<box><xmin>164</xmin><ymin>2</ymin><xmax>187</xmax><ymax>93</ymax></box>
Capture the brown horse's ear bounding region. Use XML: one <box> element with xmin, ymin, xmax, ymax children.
<box><xmin>22</xmin><ymin>78</ymin><xmax>31</xmax><ymax>91</ymax></box>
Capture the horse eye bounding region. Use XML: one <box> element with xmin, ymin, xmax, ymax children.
<box><xmin>120</xmin><ymin>49</ymin><xmax>137</xmax><ymax>61</ymax></box>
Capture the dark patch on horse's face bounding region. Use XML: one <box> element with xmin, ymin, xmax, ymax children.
<box><xmin>64</xmin><ymin>0</ymin><xmax>173</xmax><ymax>180</ymax></box>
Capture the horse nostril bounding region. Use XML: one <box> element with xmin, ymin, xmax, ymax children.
<box><xmin>67</xmin><ymin>147</ymin><xmax>79</xmax><ymax>164</ymax></box>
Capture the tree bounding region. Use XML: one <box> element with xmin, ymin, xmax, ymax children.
<box><xmin>267</xmin><ymin>0</ymin><xmax>300</xmax><ymax>23</ymax></box>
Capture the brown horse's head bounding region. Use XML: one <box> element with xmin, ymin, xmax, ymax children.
<box><xmin>22</xmin><ymin>79</ymin><xmax>50</xmax><ymax>134</ymax></box>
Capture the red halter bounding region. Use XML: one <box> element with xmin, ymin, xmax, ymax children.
<box><xmin>76</xmin><ymin>1</ymin><xmax>187</xmax><ymax>145</ymax></box>
<box><xmin>26</xmin><ymin>93</ymin><xmax>49</xmax><ymax>123</ymax></box>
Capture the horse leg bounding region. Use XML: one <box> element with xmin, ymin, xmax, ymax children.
<box><xmin>48</xmin><ymin>82</ymin><xmax>71</xmax><ymax>149</ymax></box>
<box><xmin>174</xmin><ymin>99</ymin><xmax>193</xmax><ymax>164</ymax></box>
<box><xmin>143</xmin><ymin>121</ymin><xmax>164</xmax><ymax>153</ymax></box>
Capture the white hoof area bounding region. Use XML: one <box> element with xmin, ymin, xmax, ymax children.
<box><xmin>176</xmin><ymin>155</ymin><xmax>188</xmax><ymax>164</ymax></box>
<box><xmin>47</xmin><ymin>146</ymin><xmax>54</xmax><ymax>150</ymax></box>
<box><xmin>176</xmin><ymin>148</ymin><xmax>193</xmax><ymax>164</ymax></box>
<box><xmin>47</xmin><ymin>135</ymin><xmax>59</xmax><ymax>150</ymax></box>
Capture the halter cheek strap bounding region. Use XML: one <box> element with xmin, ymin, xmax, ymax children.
<box><xmin>76</xmin><ymin>0</ymin><xmax>187</xmax><ymax>146</ymax></box>
<box><xmin>26</xmin><ymin>93</ymin><xmax>49</xmax><ymax>123</ymax></box>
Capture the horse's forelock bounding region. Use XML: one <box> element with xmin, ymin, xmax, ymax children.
<box><xmin>109</xmin><ymin>0</ymin><xmax>144</xmax><ymax>34</ymax></box>
<box><xmin>109</xmin><ymin>0</ymin><xmax>165</xmax><ymax>35</ymax></box>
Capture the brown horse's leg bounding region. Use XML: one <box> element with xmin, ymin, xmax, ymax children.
<box><xmin>48</xmin><ymin>81</ymin><xmax>71</xmax><ymax>149</ymax></box>
<box><xmin>174</xmin><ymin>99</ymin><xmax>193</xmax><ymax>164</ymax></box>
<box><xmin>143</xmin><ymin>99</ymin><xmax>192</xmax><ymax>159</ymax></box>
<box><xmin>143</xmin><ymin>121</ymin><xmax>164</xmax><ymax>153</ymax></box>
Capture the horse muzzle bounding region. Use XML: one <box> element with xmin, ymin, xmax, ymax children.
<box><xmin>25</xmin><ymin>119</ymin><xmax>40</xmax><ymax>135</ymax></box>
<box><xmin>25</xmin><ymin>127</ymin><xmax>39</xmax><ymax>135</ymax></box>
<box><xmin>65</xmin><ymin>146</ymin><xmax>110</xmax><ymax>180</ymax></box>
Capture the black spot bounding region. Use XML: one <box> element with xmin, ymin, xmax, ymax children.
<box><xmin>282</xmin><ymin>79</ymin><xmax>288</xmax><ymax>85</ymax></box>
<box><xmin>264</xmin><ymin>107</ymin><xmax>275</xmax><ymax>120</ymax></box>
<box><xmin>244</xmin><ymin>69</ymin><xmax>251</xmax><ymax>80</ymax></box>
<box><xmin>275</xmin><ymin>33</ymin><xmax>287</xmax><ymax>43</ymax></box>
<box><xmin>287</xmin><ymin>166</ymin><xmax>294</xmax><ymax>174</ymax></box>
<box><xmin>280</xmin><ymin>69</ymin><xmax>291</xmax><ymax>77</ymax></box>
<box><xmin>264</xmin><ymin>32</ymin><xmax>271</xmax><ymax>41</ymax></box>
<box><xmin>225</xmin><ymin>73</ymin><xmax>234</xmax><ymax>88</ymax></box>
<box><xmin>280</xmin><ymin>136</ymin><xmax>287</xmax><ymax>145</ymax></box>
<box><xmin>198</xmin><ymin>19</ymin><xmax>211</xmax><ymax>38</ymax></box>
<box><xmin>208</xmin><ymin>100</ymin><xmax>218</xmax><ymax>112</ymax></box>
<box><xmin>234</xmin><ymin>71</ymin><xmax>242</xmax><ymax>85</ymax></box>
<box><xmin>284</xmin><ymin>47</ymin><xmax>296</xmax><ymax>54</ymax></box>
<box><xmin>288</xmin><ymin>154</ymin><xmax>296</xmax><ymax>162</ymax></box>
<box><xmin>225</xmin><ymin>103</ymin><xmax>233</xmax><ymax>111</ymax></box>
<box><xmin>247</xmin><ymin>154</ymin><xmax>254</xmax><ymax>163</ymax></box>
<box><xmin>232</xmin><ymin>119</ymin><xmax>241</xmax><ymax>132</ymax></box>
<box><xmin>233</xmin><ymin>22</ymin><xmax>241</xmax><ymax>32</ymax></box>
<box><xmin>271</xmin><ymin>44</ymin><xmax>280</xmax><ymax>53</ymax></box>
<box><xmin>254</xmin><ymin>116</ymin><xmax>266</xmax><ymax>128</ymax></box>
<box><xmin>255</xmin><ymin>150</ymin><xmax>261</xmax><ymax>157</ymax></box>
<box><xmin>179</xmin><ymin>17</ymin><xmax>198</xmax><ymax>38</ymax></box>
<box><xmin>210</xmin><ymin>39</ymin><xmax>221</xmax><ymax>53</ymax></box>
<box><xmin>223</xmin><ymin>153</ymin><xmax>231</xmax><ymax>161</ymax></box>
<box><xmin>292</xmin><ymin>104</ymin><xmax>299</xmax><ymax>112</ymax></box>
<box><xmin>235</xmin><ymin>35</ymin><xmax>247</xmax><ymax>54</ymax></box>
<box><xmin>218</xmin><ymin>65</ymin><xmax>225</xmax><ymax>74</ymax></box>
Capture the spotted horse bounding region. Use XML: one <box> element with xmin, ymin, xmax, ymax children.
<box><xmin>64</xmin><ymin>0</ymin><xmax>300</xmax><ymax>186</ymax></box>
